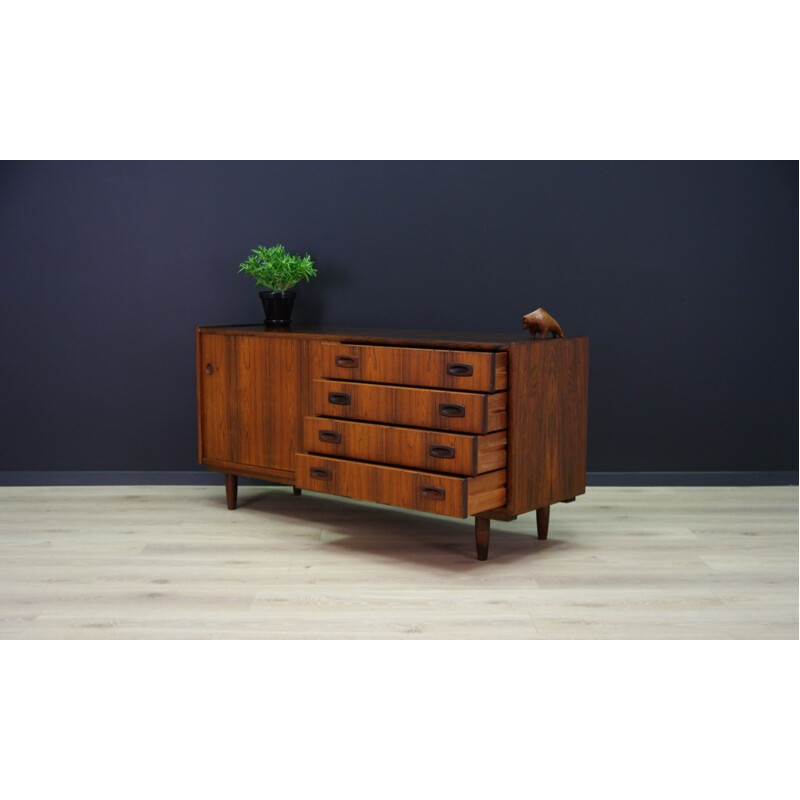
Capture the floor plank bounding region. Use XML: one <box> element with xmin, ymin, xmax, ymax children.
<box><xmin>0</xmin><ymin>485</ymin><xmax>796</xmax><ymax>639</ymax></box>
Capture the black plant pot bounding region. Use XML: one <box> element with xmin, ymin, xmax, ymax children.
<box><xmin>260</xmin><ymin>290</ymin><xmax>296</xmax><ymax>327</ymax></box>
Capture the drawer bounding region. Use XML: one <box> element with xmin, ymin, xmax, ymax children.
<box><xmin>313</xmin><ymin>379</ymin><xmax>507</xmax><ymax>434</ymax></box>
<box><xmin>304</xmin><ymin>416</ymin><xmax>507</xmax><ymax>476</ymax></box>
<box><xmin>295</xmin><ymin>453</ymin><xmax>506</xmax><ymax>518</ymax></box>
<box><xmin>321</xmin><ymin>342</ymin><xmax>507</xmax><ymax>392</ymax></box>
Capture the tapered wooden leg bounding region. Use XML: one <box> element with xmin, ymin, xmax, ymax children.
<box><xmin>536</xmin><ymin>505</ymin><xmax>550</xmax><ymax>540</ymax></box>
<box><xmin>293</xmin><ymin>486</ymin><xmax>302</xmax><ymax>496</ymax></box>
<box><xmin>475</xmin><ymin>517</ymin><xmax>490</xmax><ymax>561</ymax></box>
<box><xmin>225</xmin><ymin>473</ymin><xmax>238</xmax><ymax>510</ymax></box>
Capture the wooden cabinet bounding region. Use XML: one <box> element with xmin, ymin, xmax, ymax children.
<box><xmin>196</xmin><ymin>325</ymin><xmax>589</xmax><ymax>560</ymax></box>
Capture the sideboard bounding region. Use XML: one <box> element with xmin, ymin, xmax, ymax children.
<box><xmin>195</xmin><ymin>325</ymin><xmax>589</xmax><ymax>560</ymax></box>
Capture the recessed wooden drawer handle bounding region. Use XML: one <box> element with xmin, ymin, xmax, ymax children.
<box><xmin>420</xmin><ymin>486</ymin><xmax>445</xmax><ymax>500</ymax></box>
<box><xmin>318</xmin><ymin>430</ymin><xmax>342</xmax><ymax>444</ymax></box>
<box><xmin>429</xmin><ymin>445</ymin><xmax>456</xmax><ymax>459</ymax></box>
<box><xmin>446</xmin><ymin>363</ymin><xmax>473</xmax><ymax>377</ymax></box>
<box><xmin>335</xmin><ymin>355</ymin><xmax>359</xmax><ymax>368</ymax></box>
<box><xmin>438</xmin><ymin>403</ymin><xmax>465</xmax><ymax>418</ymax></box>
<box><xmin>205</xmin><ymin>363</ymin><xmax>214</xmax><ymax>375</ymax></box>
<box><xmin>310</xmin><ymin>467</ymin><xmax>332</xmax><ymax>480</ymax></box>
<box><xmin>328</xmin><ymin>392</ymin><xmax>351</xmax><ymax>405</ymax></box>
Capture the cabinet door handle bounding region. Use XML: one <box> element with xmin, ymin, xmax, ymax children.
<box><xmin>318</xmin><ymin>430</ymin><xmax>342</xmax><ymax>444</ymax></box>
<box><xmin>205</xmin><ymin>363</ymin><xmax>214</xmax><ymax>375</ymax></box>
<box><xmin>420</xmin><ymin>486</ymin><xmax>445</xmax><ymax>500</ymax></box>
<box><xmin>335</xmin><ymin>355</ymin><xmax>359</xmax><ymax>368</ymax></box>
<box><xmin>446</xmin><ymin>362</ymin><xmax>473</xmax><ymax>377</ymax></box>
<box><xmin>328</xmin><ymin>392</ymin><xmax>351</xmax><ymax>406</ymax></box>
<box><xmin>310</xmin><ymin>467</ymin><xmax>332</xmax><ymax>481</ymax></box>
<box><xmin>438</xmin><ymin>403</ymin><xmax>465</xmax><ymax>418</ymax></box>
<box><xmin>429</xmin><ymin>445</ymin><xmax>456</xmax><ymax>459</ymax></box>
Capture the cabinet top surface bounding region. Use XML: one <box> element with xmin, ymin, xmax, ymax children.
<box><xmin>196</xmin><ymin>324</ymin><xmax>586</xmax><ymax>350</ymax></box>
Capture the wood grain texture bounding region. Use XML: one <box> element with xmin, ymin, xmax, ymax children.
<box><xmin>225</xmin><ymin>474</ymin><xmax>238</xmax><ymax>510</ymax></box>
<box><xmin>197</xmin><ymin>332</ymin><xmax>233</xmax><ymax>463</ymax></box>
<box><xmin>201</xmin><ymin>460</ymin><xmax>295</xmax><ymax>485</ymax></box>
<box><xmin>1</xmin><ymin>486</ymin><xmax>795</xmax><ymax>640</ymax></box>
<box><xmin>475</xmin><ymin>517</ymin><xmax>490</xmax><ymax>561</ymax></box>
<box><xmin>195</xmin><ymin>328</ymin><xmax>204</xmax><ymax>463</ymax></box>
<box><xmin>303</xmin><ymin>416</ymin><xmax>506</xmax><ymax>476</ymax></box>
<box><xmin>197</xmin><ymin>332</ymin><xmax>302</xmax><ymax>473</ymax></box>
<box><xmin>536</xmin><ymin>506</ymin><xmax>550</xmax><ymax>540</ymax></box>
<box><xmin>313</xmin><ymin>379</ymin><xmax>507</xmax><ymax>434</ymax></box>
<box><xmin>197</xmin><ymin>327</ymin><xmax>587</xmax><ymax>538</ymax></box>
<box><xmin>466</xmin><ymin>471</ymin><xmax>508</xmax><ymax>515</ymax></box>
<box><xmin>295</xmin><ymin>453</ymin><xmax>506</xmax><ymax>518</ymax></box>
<box><xmin>476</xmin><ymin>430</ymin><xmax>509</xmax><ymax>473</ymax></box>
<box><xmin>297</xmin><ymin>337</ymin><xmax>324</xmax><ymax>449</ymax></box>
<box><xmin>506</xmin><ymin>337</ymin><xmax>589</xmax><ymax>516</ymax></box>
<box><xmin>197</xmin><ymin>325</ymin><xmax>536</xmax><ymax>350</ymax></box>
<box><xmin>320</xmin><ymin>342</ymin><xmax>507</xmax><ymax>392</ymax></box>
<box><xmin>522</xmin><ymin>308</ymin><xmax>564</xmax><ymax>339</ymax></box>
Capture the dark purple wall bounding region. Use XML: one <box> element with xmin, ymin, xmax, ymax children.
<box><xmin>0</xmin><ymin>161</ymin><xmax>797</xmax><ymax>475</ymax></box>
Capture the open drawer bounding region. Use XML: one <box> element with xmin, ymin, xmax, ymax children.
<box><xmin>303</xmin><ymin>416</ymin><xmax>506</xmax><ymax>476</ymax></box>
<box><xmin>295</xmin><ymin>453</ymin><xmax>506</xmax><ymax>518</ymax></box>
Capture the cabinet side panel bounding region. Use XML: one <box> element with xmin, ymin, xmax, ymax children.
<box><xmin>506</xmin><ymin>337</ymin><xmax>588</xmax><ymax>515</ymax></box>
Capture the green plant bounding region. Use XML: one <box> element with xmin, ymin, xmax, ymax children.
<box><xmin>237</xmin><ymin>244</ymin><xmax>317</xmax><ymax>292</ymax></box>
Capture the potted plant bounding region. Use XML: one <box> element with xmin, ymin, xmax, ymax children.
<box><xmin>237</xmin><ymin>244</ymin><xmax>317</xmax><ymax>327</ymax></box>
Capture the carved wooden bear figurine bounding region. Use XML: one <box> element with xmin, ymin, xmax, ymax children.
<box><xmin>523</xmin><ymin>308</ymin><xmax>564</xmax><ymax>339</ymax></box>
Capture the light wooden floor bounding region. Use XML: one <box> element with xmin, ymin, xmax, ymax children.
<box><xmin>0</xmin><ymin>485</ymin><xmax>796</xmax><ymax>639</ymax></box>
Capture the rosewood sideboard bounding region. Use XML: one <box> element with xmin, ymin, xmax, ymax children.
<box><xmin>195</xmin><ymin>325</ymin><xmax>589</xmax><ymax>560</ymax></box>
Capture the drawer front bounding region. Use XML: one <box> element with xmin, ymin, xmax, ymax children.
<box><xmin>321</xmin><ymin>342</ymin><xmax>507</xmax><ymax>392</ymax></box>
<box><xmin>295</xmin><ymin>454</ymin><xmax>506</xmax><ymax>518</ymax></box>
<box><xmin>313</xmin><ymin>379</ymin><xmax>507</xmax><ymax>434</ymax></box>
<box><xmin>304</xmin><ymin>416</ymin><xmax>507</xmax><ymax>476</ymax></box>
